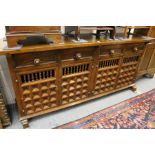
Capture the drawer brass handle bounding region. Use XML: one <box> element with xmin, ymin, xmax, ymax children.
<box><xmin>110</xmin><ymin>50</ymin><xmax>115</xmax><ymax>55</ymax></box>
<box><xmin>74</xmin><ymin>53</ymin><xmax>82</xmax><ymax>60</ymax></box>
<box><xmin>34</xmin><ymin>58</ymin><xmax>40</xmax><ymax>65</ymax></box>
<box><xmin>133</xmin><ymin>47</ymin><xmax>138</xmax><ymax>52</ymax></box>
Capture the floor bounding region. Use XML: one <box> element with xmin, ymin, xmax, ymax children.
<box><xmin>7</xmin><ymin>76</ymin><xmax>155</xmax><ymax>129</ymax></box>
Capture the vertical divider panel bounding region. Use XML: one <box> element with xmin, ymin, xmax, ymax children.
<box><xmin>57</xmin><ymin>55</ymin><xmax>63</xmax><ymax>106</ymax></box>
<box><xmin>89</xmin><ymin>46</ymin><xmax>100</xmax><ymax>95</ymax></box>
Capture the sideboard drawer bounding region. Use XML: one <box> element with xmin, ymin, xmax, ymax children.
<box><xmin>59</xmin><ymin>47</ymin><xmax>98</xmax><ymax>61</ymax></box>
<box><xmin>100</xmin><ymin>43</ymin><xmax>145</xmax><ymax>57</ymax></box>
<box><xmin>124</xmin><ymin>43</ymin><xmax>145</xmax><ymax>55</ymax></box>
<box><xmin>100</xmin><ymin>45</ymin><xmax>124</xmax><ymax>57</ymax></box>
<box><xmin>12</xmin><ymin>51</ymin><xmax>59</xmax><ymax>68</ymax></box>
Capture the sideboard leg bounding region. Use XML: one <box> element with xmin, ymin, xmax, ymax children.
<box><xmin>145</xmin><ymin>73</ymin><xmax>154</xmax><ymax>78</ymax></box>
<box><xmin>21</xmin><ymin>119</ymin><xmax>29</xmax><ymax>129</ymax></box>
<box><xmin>131</xmin><ymin>84</ymin><xmax>137</xmax><ymax>92</ymax></box>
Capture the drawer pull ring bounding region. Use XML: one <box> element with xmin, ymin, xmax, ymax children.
<box><xmin>34</xmin><ymin>58</ymin><xmax>40</xmax><ymax>65</ymax></box>
<box><xmin>74</xmin><ymin>53</ymin><xmax>82</xmax><ymax>60</ymax></box>
<box><xmin>110</xmin><ymin>50</ymin><xmax>115</xmax><ymax>55</ymax></box>
<box><xmin>134</xmin><ymin>47</ymin><xmax>138</xmax><ymax>52</ymax></box>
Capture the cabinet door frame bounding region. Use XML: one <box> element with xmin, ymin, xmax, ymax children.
<box><xmin>15</xmin><ymin>62</ymin><xmax>59</xmax><ymax>116</ymax></box>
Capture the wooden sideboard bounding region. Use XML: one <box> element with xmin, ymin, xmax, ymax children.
<box><xmin>0</xmin><ymin>34</ymin><xmax>154</xmax><ymax>128</ymax></box>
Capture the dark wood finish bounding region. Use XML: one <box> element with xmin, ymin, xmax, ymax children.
<box><xmin>0</xmin><ymin>32</ymin><xmax>154</xmax><ymax>128</ymax></box>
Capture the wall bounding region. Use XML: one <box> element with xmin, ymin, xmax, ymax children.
<box><xmin>0</xmin><ymin>26</ymin><xmax>15</xmax><ymax>104</ymax></box>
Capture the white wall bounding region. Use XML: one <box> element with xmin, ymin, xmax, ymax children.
<box><xmin>0</xmin><ymin>26</ymin><xmax>15</xmax><ymax>104</ymax></box>
<box><xmin>0</xmin><ymin>26</ymin><xmax>5</xmax><ymax>38</ymax></box>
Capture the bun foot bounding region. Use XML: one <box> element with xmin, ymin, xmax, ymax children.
<box><xmin>131</xmin><ymin>84</ymin><xmax>137</xmax><ymax>92</ymax></box>
<box><xmin>21</xmin><ymin>119</ymin><xmax>29</xmax><ymax>129</ymax></box>
<box><xmin>145</xmin><ymin>73</ymin><xmax>154</xmax><ymax>78</ymax></box>
<box><xmin>0</xmin><ymin>119</ymin><xmax>3</xmax><ymax>129</ymax></box>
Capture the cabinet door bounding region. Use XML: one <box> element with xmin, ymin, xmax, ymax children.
<box><xmin>147</xmin><ymin>43</ymin><xmax>155</xmax><ymax>74</ymax></box>
<box><xmin>93</xmin><ymin>45</ymin><xmax>123</xmax><ymax>95</ymax></box>
<box><xmin>94</xmin><ymin>55</ymin><xmax>122</xmax><ymax>95</ymax></box>
<box><xmin>16</xmin><ymin>63</ymin><xmax>59</xmax><ymax>116</ymax></box>
<box><xmin>117</xmin><ymin>48</ymin><xmax>142</xmax><ymax>89</ymax></box>
<box><xmin>61</xmin><ymin>58</ymin><xmax>93</xmax><ymax>105</ymax></box>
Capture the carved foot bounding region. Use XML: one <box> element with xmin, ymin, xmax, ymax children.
<box><xmin>21</xmin><ymin>119</ymin><xmax>29</xmax><ymax>129</ymax></box>
<box><xmin>145</xmin><ymin>73</ymin><xmax>154</xmax><ymax>78</ymax></box>
<box><xmin>131</xmin><ymin>84</ymin><xmax>137</xmax><ymax>92</ymax></box>
<box><xmin>0</xmin><ymin>119</ymin><xmax>3</xmax><ymax>129</ymax></box>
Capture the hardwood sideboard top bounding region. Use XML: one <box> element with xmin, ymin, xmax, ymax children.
<box><xmin>0</xmin><ymin>34</ymin><xmax>155</xmax><ymax>55</ymax></box>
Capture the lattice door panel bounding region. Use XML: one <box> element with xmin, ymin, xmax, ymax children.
<box><xmin>116</xmin><ymin>55</ymin><xmax>140</xmax><ymax>89</ymax></box>
<box><xmin>17</xmin><ymin>66</ymin><xmax>59</xmax><ymax>115</ymax></box>
<box><xmin>94</xmin><ymin>57</ymin><xmax>120</xmax><ymax>95</ymax></box>
<box><xmin>61</xmin><ymin>61</ymin><xmax>92</xmax><ymax>105</ymax></box>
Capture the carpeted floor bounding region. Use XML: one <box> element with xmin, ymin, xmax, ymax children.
<box><xmin>56</xmin><ymin>89</ymin><xmax>155</xmax><ymax>129</ymax></box>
